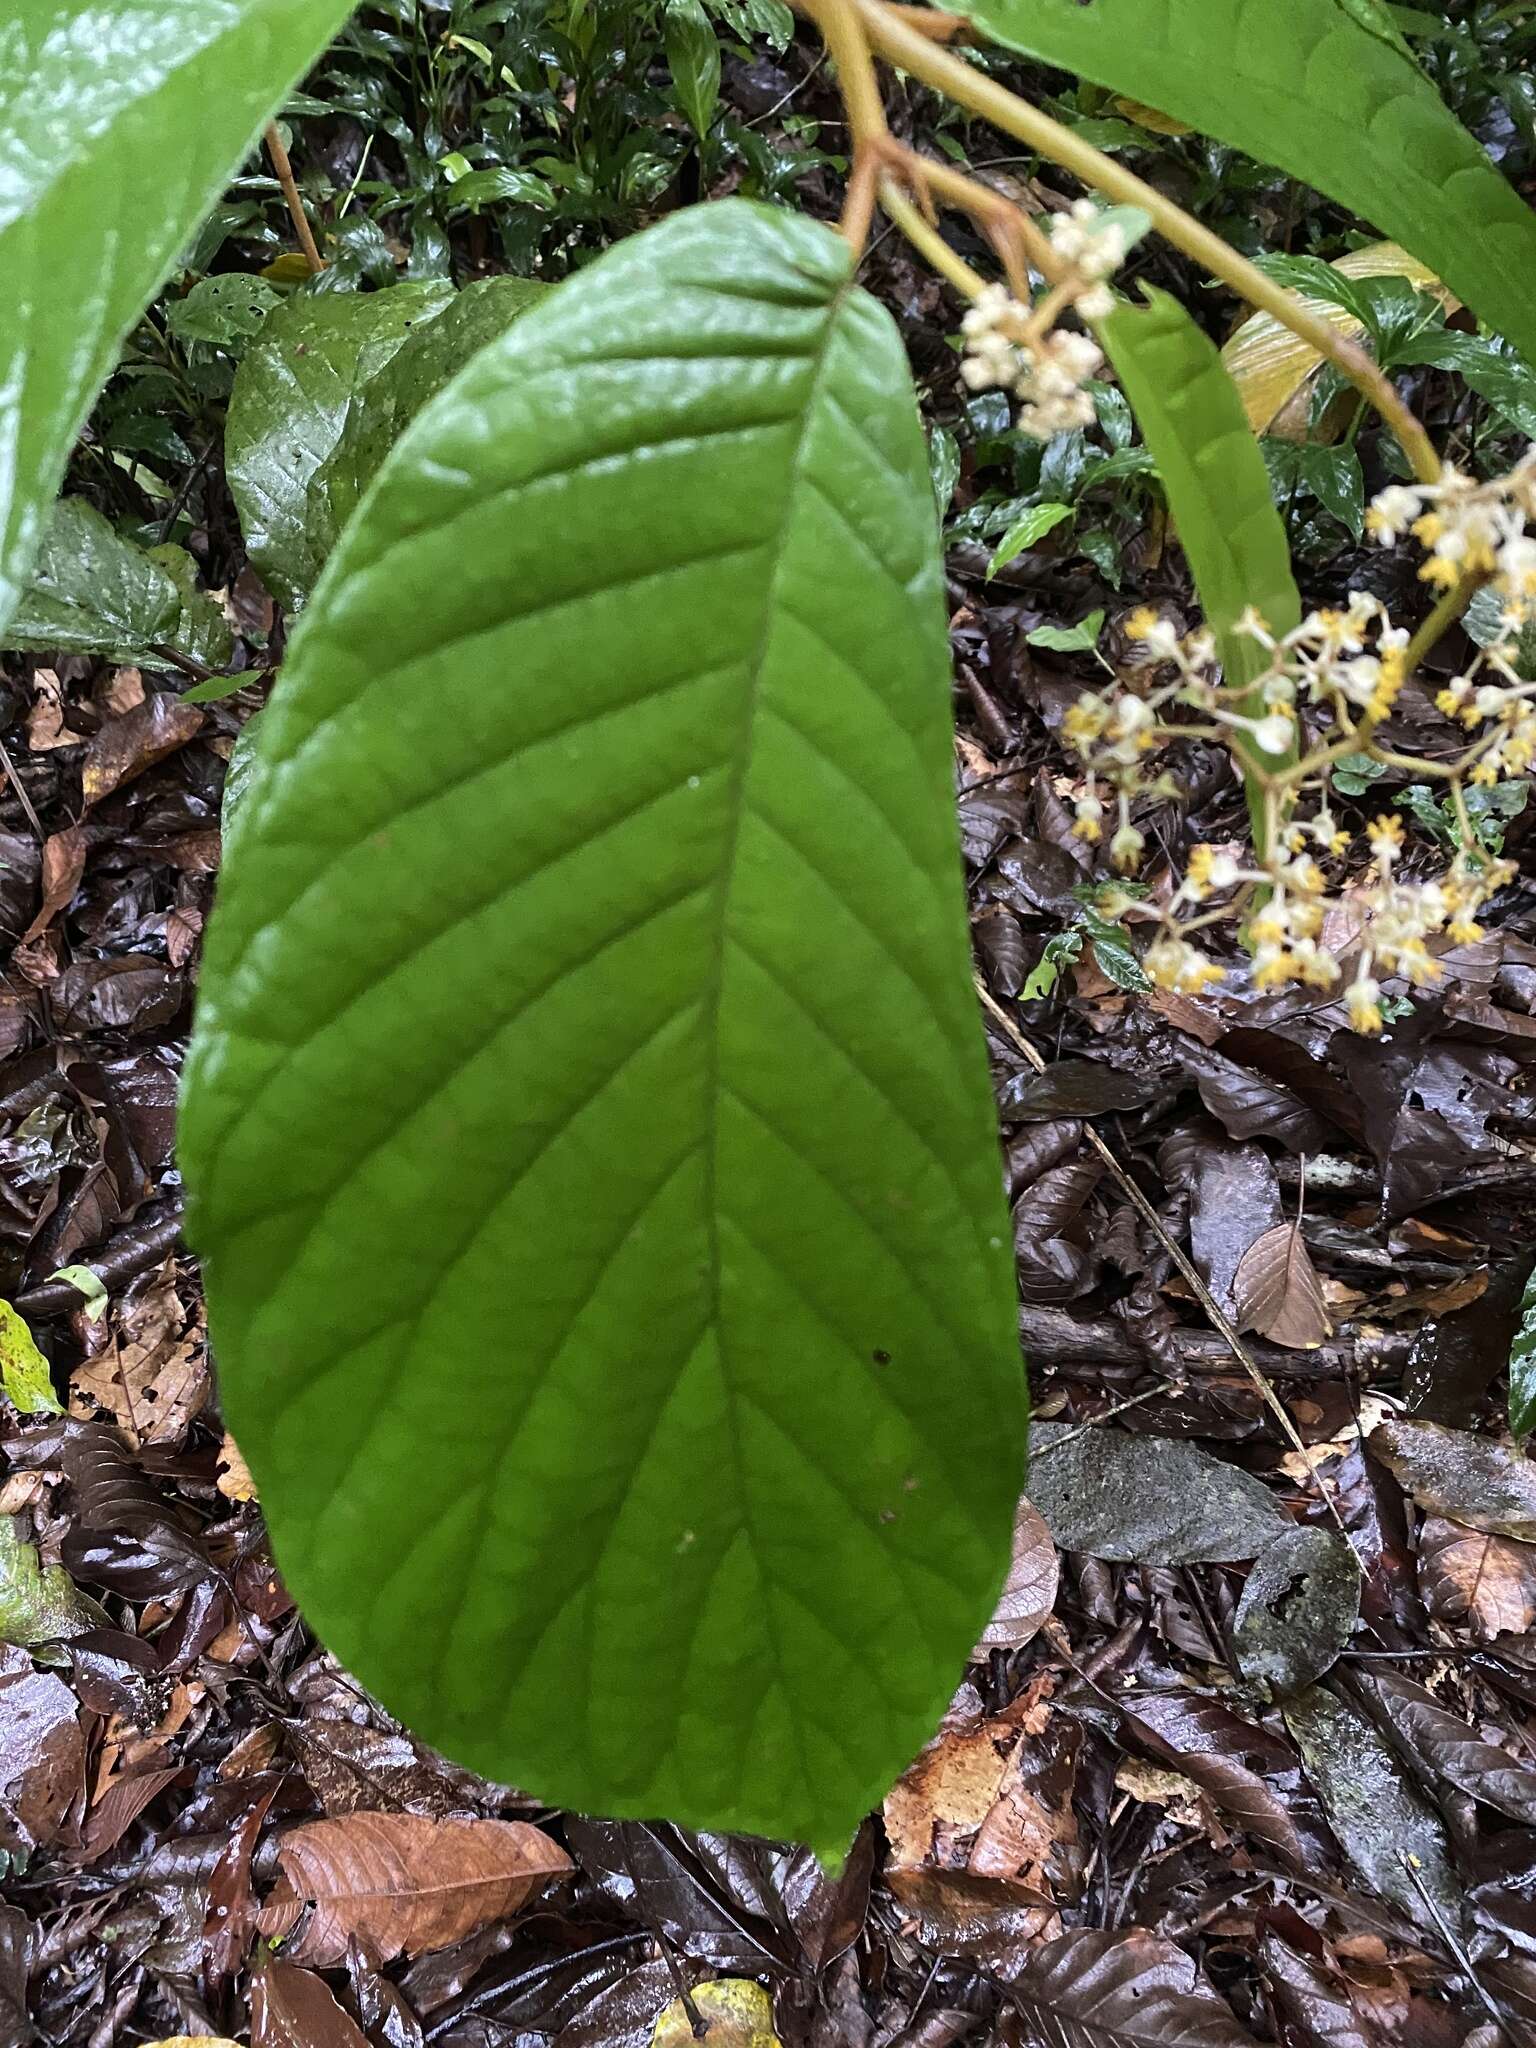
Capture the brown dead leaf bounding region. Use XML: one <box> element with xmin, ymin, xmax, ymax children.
<box><xmin>82</xmin><ymin>693</ymin><xmax>204</xmax><ymax>807</ymax></box>
<box><xmin>19</xmin><ymin>827</ymin><xmax>85</xmax><ymax>945</ymax></box>
<box><xmin>251</xmin><ymin>1957</ymin><xmax>370</xmax><ymax>2048</ymax></box>
<box><xmin>1418</xmin><ymin>1515</ymin><xmax>1536</xmax><ymax>1638</ymax></box>
<box><xmin>975</xmin><ymin>1497</ymin><xmax>1058</xmax><ymax>1654</ymax></box>
<box><xmin>99</xmin><ymin>667</ymin><xmax>145</xmax><ymax>716</ymax></box>
<box><xmin>26</xmin><ymin>670</ymin><xmax>86</xmax><ymax>751</ymax></box>
<box><xmin>216</xmin><ymin>1433</ymin><xmax>257</xmax><ymax>1502</ymax></box>
<box><xmin>1233</xmin><ymin>1219</ymin><xmax>1332</xmax><ymax>1349</ymax></box>
<box><xmin>0</xmin><ymin>1646</ymin><xmax>83</xmax><ymax>1850</ymax></box>
<box><xmin>260</xmin><ymin>1812</ymin><xmax>572</xmax><ymax>1965</ymax></box>
<box><xmin>68</xmin><ymin>1268</ymin><xmax>207</xmax><ymax>1447</ymax></box>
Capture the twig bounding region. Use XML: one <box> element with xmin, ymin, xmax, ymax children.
<box><xmin>976</xmin><ymin>976</ymin><xmax>1351</xmax><ymax>1537</ymax></box>
<box><xmin>846</xmin><ymin>0</ymin><xmax>1441</xmax><ymax>483</ymax></box>
<box><xmin>264</xmin><ymin>120</ymin><xmax>326</xmax><ymax>275</ymax></box>
<box><xmin>0</xmin><ymin>736</ymin><xmax>45</xmax><ymax>841</ymax></box>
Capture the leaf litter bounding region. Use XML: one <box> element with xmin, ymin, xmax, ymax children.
<box><xmin>0</xmin><ymin>25</ymin><xmax>1535</xmax><ymax>2048</ymax></box>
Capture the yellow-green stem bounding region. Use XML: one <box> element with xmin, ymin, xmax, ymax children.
<box><xmin>850</xmin><ymin>0</ymin><xmax>1441</xmax><ymax>484</ymax></box>
<box><xmin>877</xmin><ymin>177</ymin><xmax>990</xmax><ymax>296</ymax></box>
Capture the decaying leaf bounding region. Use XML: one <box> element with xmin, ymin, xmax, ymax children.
<box><xmin>1029</xmin><ymin>1423</ymin><xmax>1288</xmax><ymax>1563</ymax></box>
<box><xmin>68</xmin><ymin>1270</ymin><xmax>207</xmax><ymax>1448</ymax></box>
<box><xmin>1233</xmin><ymin>1526</ymin><xmax>1360</xmax><ymax>1698</ymax></box>
<box><xmin>216</xmin><ymin>1434</ymin><xmax>257</xmax><ymax>1502</ymax></box>
<box><xmin>975</xmin><ymin>1497</ymin><xmax>1058</xmax><ymax>1653</ymax></box>
<box><xmin>1232</xmin><ymin>1220</ymin><xmax>1332</xmax><ymax>1350</ymax></box>
<box><xmin>1417</xmin><ymin>1515</ymin><xmax>1536</xmax><ymax>1639</ymax></box>
<box><xmin>1370</xmin><ymin>1418</ymin><xmax>1536</xmax><ymax>1539</ymax></box>
<box><xmin>261</xmin><ymin>1811</ymin><xmax>572</xmax><ymax>1964</ymax></box>
<box><xmin>651</xmin><ymin>1979</ymin><xmax>781</xmax><ymax>2048</ymax></box>
<box><xmin>19</xmin><ymin>827</ymin><xmax>85</xmax><ymax>945</ymax></box>
<box><xmin>999</xmin><ymin>1927</ymin><xmax>1259</xmax><ymax>2046</ymax></box>
<box><xmin>0</xmin><ymin>1301</ymin><xmax>62</xmax><ymax>1416</ymax></box>
<box><xmin>1363</xmin><ymin>1668</ymin><xmax>1536</xmax><ymax>1823</ymax></box>
<box><xmin>1220</xmin><ymin>243</ymin><xmax>1455</xmax><ymax>438</ymax></box>
<box><xmin>250</xmin><ymin>1956</ymin><xmax>369</xmax><ymax>2048</ymax></box>
<box><xmin>1283</xmin><ymin>1686</ymin><xmax>1462</xmax><ymax>1932</ymax></box>
<box><xmin>0</xmin><ymin>1644</ymin><xmax>84</xmax><ymax>1851</ymax></box>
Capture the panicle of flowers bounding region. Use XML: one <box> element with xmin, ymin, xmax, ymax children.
<box><xmin>959</xmin><ymin>201</ymin><xmax>1130</xmax><ymax>439</ymax></box>
<box><xmin>1051</xmin><ymin>450</ymin><xmax>1534</xmax><ymax>1032</ymax></box>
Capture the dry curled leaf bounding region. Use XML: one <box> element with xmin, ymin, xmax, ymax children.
<box><xmin>975</xmin><ymin>1497</ymin><xmax>1058</xmax><ymax>1653</ymax></box>
<box><xmin>20</xmin><ymin>827</ymin><xmax>85</xmax><ymax>945</ymax></box>
<box><xmin>81</xmin><ymin>693</ymin><xmax>204</xmax><ymax>807</ymax></box>
<box><xmin>1232</xmin><ymin>1220</ymin><xmax>1331</xmax><ymax>1350</ymax></box>
<box><xmin>215</xmin><ymin>1433</ymin><xmax>256</xmax><ymax>1502</ymax></box>
<box><xmin>261</xmin><ymin>1811</ymin><xmax>572</xmax><ymax>1965</ymax></box>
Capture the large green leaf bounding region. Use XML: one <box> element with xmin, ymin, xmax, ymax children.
<box><xmin>183</xmin><ymin>200</ymin><xmax>1023</xmax><ymax>1856</ymax></box>
<box><xmin>0</xmin><ymin>0</ymin><xmax>356</xmax><ymax>639</ymax></box>
<box><xmin>1099</xmin><ymin>288</ymin><xmax>1301</xmax><ymax>779</ymax></box>
<box><xmin>321</xmin><ymin>277</ymin><xmax>548</xmax><ymax>540</ymax></box>
<box><xmin>225</xmin><ymin>282</ymin><xmax>456</xmax><ymax>609</ymax></box>
<box><xmin>950</xmin><ymin>0</ymin><xmax>1536</xmax><ymax>368</ymax></box>
<box><xmin>3</xmin><ymin>498</ymin><xmax>233</xmax><ymax>667</ymax></box>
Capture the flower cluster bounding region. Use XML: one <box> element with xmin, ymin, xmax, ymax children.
<box><xmin>959</xmin><ymin>201</ymin><xmax>1130</xmax><ymax>439</ymax></box>
<box><xmin>1054</xmin><ymin>457</ymin><xmax>1534</xmax><ymax>1032</ymax></box>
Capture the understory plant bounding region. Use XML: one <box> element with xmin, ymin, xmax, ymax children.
<box><xmin>3</xmin><ymin>0</ymin><xmax>1536</xmax><ymax>1860</ymax></box>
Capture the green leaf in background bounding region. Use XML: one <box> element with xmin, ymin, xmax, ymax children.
<box><xmin>182</xmin><ymin>201</ymin><xmax>1023</xmax><ymax>1856</ymax></box>
<box><xmin>441</xmin><ymin>166</ymin><xmax>556</xmax><ymax>213</ymax></box>
<box><xmin>986</xmin><ymin>501</ymin><xmax>1073</xmax><ymax>579</ymax></box>
<box><xmin>1390</xmin><ymin>329</ymin><xmax>1536</xmax><ymax>441</ymax></box>
<box><xmin>0</xmin><ymin>0</ymin><xmax>356</xmax><ymax>639</ymax></box>
<box><xmin>1513</xmin><ymin>1267</ymin><xmax>1536</xmax><ymax>1440</ymax></box>
<box><xmin>2</xmin><ymin>499</ymin><xmax>233</xmax><ymax>667</ymax></box>
<box><xmin>949</xmin><ymin>0</ymin><xmax>1536</xmax><ymax>372</ymax></box>
<box><xmin>225</xmin><ymin>281</ymin><xmax>456</xmax><ymax>610</ymax></box>
<box><xmin>323</xmin><ymin>278</ymin><xmax>548</xmax><ymax>541</ymax></box>
<box><xmin>1099</xmin><ymin>288</ymin><xmax>1302</xmax><ymax>793</ymax></box>
<box><xmin>1026</xmin><ymin>608</ymin><xmax>1105</xmax><ymax>654</ymax></box>
<box><xmin>165</xmin><ymin>273</ymin><xmax>282</xmax><ymax>356</ymax></box>
<box><xmin>0</xmin><ymin>1301</ymin><xmax>62</xmax><ymax>1416</ymax></box>
<box><xmin>1261</xmin><ymin>440</ymin><xmax>1366</xmax><ymax>540</ymax></box>
<box><xmin>0</xmin><ymin>1516</ymin><xmax>105</xmax><ymax>1652</ymax></box>
<box><xmin>666</xmin><ymin>0</ymin><xmax>723</xmax><ymax>139</ymax></box>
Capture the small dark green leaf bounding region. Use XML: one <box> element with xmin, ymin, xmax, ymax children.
<box><xmin>1233</xmin><ymin>1527</ymin><xmax>1359</xmax><ymax>1698</ymax></box>
<box><xmin>1331</xmin><ymin>752</ymin><xmax>1390</xmax><ymax>796</ymax></box>
<box><xmin>442</xmin><ymin>167</ymin><xmax>555</xmax><ymax>213</ymax></box>
<box><xmin>1028</xmin><ymin>1423</ymin><xmax>1289</xmax><ymax>1563</ymax></box>
<box><xmin>184</xmin><ymin>201</ymin><xmax>1023</xmax><ymax>1857</ymax></box>
<box><xmin>928</xmin><ymin>426</ymin><xmax>961</xmax><ymax>520</ymax></box>
<box><xmin>2</xmin><ymin>499</ymin><xmax>232</xmax><ymax>667</ymax></box>
<box><xmin>1283</xmin><ymin>1685</ymin><xmax>1463</xmax><ymax>1932</ymax></box>
<box><xmin>1392</xmin><ymin>330</ymin><xmax>1536</xmax><ymax>440</ymax></box>
<box><xmin>1510</xmin><ymin>1267</ymin><xmax>1536</xmax><ymax>1440</ymax></box>
<box><xmin>1026</xmin><ymin>609</ymin><xmax>1106</xmax><ymax>653</ymax></box>
<box><xmin>225</xmin><ymin>282</ymin><xmax>456</xmax><ymax>609</ymax></box>
<box><xmin>1078</xmin><ymin>908</ymin><xmax>1148</xmax><ymax>992</ymax></box>
<box><xmin>666</xmin><ymin>0</ymin><xmax>722</xmax><ymax>139</ymax></box>
<box><xmin>1020</xmin><ymin>927</ymin><xmax>1085</xmax><ymax>1001</ymax></box>
<box><xmin>165</xmin><ymin>273</ymin><xmax>281</xmax><ymax>354</ymax></box>
<box><xmin>987</xmin><ymin>502</ymin><xmax>1073</xmax><ymax>579</ymax></box>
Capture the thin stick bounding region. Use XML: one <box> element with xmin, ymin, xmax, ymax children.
<box><xmin>975</xmin><ymin>975</ymin><xmax>1351</xmax><ymax>1538</ymax></box>
<box><xmin>0</xmin><ymin>736</ymin><xmax>43</xmax><ymax>841</ymax></box>
<box><xmin>850</xmin><ymin>0</ymin><xmax>1441</xmax><ymax>483</ymax></box>
<box><xmin>264</xmin><ymin>120</ymin><xmax>326</xmax><ymax>275</ymax></box>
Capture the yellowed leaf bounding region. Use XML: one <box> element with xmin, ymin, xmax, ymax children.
<box><xmin>1109</xmin><ymin>95</ymin><xmax>1192</xmax><ymax>136</ymax></box>
<box><xmin>217</xmin><ymin>1432</ymin><xmax>257</xmax><ymax>1502</ymax></box>
<box><xmin>651</xmin><ymin>1980</ymin><xmax>782</xmax><ymax>2048</ymax></box>
<box><xmin>260</xmin><ymin>250</ymin><xmax>315</xmax><ymax>285</ymax></box>
<box><xmin>1221</xmin><ymin>243</ymin><xmax>1458</xmax><ymax>439</ymax></box>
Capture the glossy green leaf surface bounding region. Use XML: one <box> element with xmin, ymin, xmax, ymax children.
<box><xmin>952</xmin><ymin>0</ymin><xmax>1536</xmax><ymax>368</ymax></box>
<box><xmin>3</xmin><ymin>499</ymin><xmax>233</xmax><ymax>667</ymax></box>
<box><xmin>184</xmin><ymin>200</ymin><xmax>1023</xmax><ymax>1856</ymax></box>
<box><xmin>1099</xmin><ymin>288</ymin><xmax>1301</xmax><ymax>769</ymax></box>
<box><xmin>1511</xmin><ymin>1265</ymin><xmax>1536</xmax><ymax>1440</ymax></box>
<box><xmin>322</xmin><ymin>278</ymin><xmax>548</xmax><ymax>541</ymax></box>
<box><xmin>0</xmin><ymin>0</ymin><xmax>355</xmax><ymax>638</ymax></box>
<box><xmin>225</xmin><ymin>282</ymin><xmax>456</xmax><ymax>609</ymax></box>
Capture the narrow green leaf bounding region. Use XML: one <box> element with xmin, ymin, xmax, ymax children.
<box><xmin>0</xmin><ymin>0</ymin><xmax>356</xmax><ymax>638</ymax></box>
<box><xmin>1099</xmin><ymin>288</ymin><xmax>1302</xmax><ymax>787</ymax></box>
<box><xmin>225</xmin><ymin>282</ymin><xmax>456</xmax><ymax>610</ymax></box>
<box><xmin>986</xmin><ymin>501</ymin><xmax>1073</xmax><ymax>579</ymax></box>
<box><xmin>2</xmin><ymin>499</ymin><xmax>232</xmax><ymax>667</ymax></box>
<box><xmin>183</xmin><ymin>201</ymin><xmax>1023</xmax><ymax>1856</ymax></box>
<box><xmin>1511</xmin><ymin>1266</ymin><xmax>1536</xmax><ymax>1440</ymax></box>
<box><xmin>666</xmin><ymin>0</ymin><xmax>722</xmax><ymax>138</ymax></box>
<box><xmin>0</xmin><ymin>1301</ymin><xmax>62</xmax><ymax>1416</ymax></box>
<box><xmin>950</xmin><ymin>0</ymin><xmax>1536</xmax><ymax>368</ymax></box>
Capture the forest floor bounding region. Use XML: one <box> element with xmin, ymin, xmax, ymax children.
<box><xmin>3</xmin><ymin>11</ymin><xmax>1536</xmax><ymax>2047</ymax></box>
